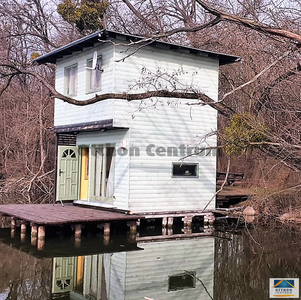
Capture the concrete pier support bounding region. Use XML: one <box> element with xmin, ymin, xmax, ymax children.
<box><xmin>74</xmin><ymin>224</ymin><xmax>82</xmax><ymax>248</ymax></box>
<box><xmin>38</xmin><ymin>226</ymin><xmax>45</xmax><ymax>240</ymax></box>
<box><xmin>182</xmin><ymin>216</ymin><xmax>193</xmax><ymax>235</ymax></box>
<box><xmin>103</xmin><ymin>223</ymin><xmax>110</xmax><ymax>246</ymax></box>
<box><xmin>208</xmin><ymin>214</ymin><xmax>215</xmax><ymax>225</ymax></box>
<box><xmin>167</xmin><ymin>217</ymin><xmax>174</xmax><ymax>229</ymax></box>
<box><xmin>204</xmin><ymin>213</ymin><xmax>215</xmax><ymax>225</ymax></box>
<box><xmin>103</xmin><ymin>223</ymin><xmax>110</xmax><ymax>236</ymax></box>
<box><xmin>31</xmin><ymin>225</ymin><xmax>38</xmax><ymax>237</ymax></box>
<box><xmin>182</xmin><ymin>216</ymin><xmax>193</xmax><ymax>228</ymax></box>
<box><xmin>37</xmin><ymin>238</ymin><xmax>45</xmax><ymax>250</ymax></box>
<box><xmin>75</xmin><ymin>224</ymin><xmax>82</xmax><ymax>239</ymax></box>
<box><xmin>127</xmin><ymin>221</ymin><xmax>137</xmax><ymax>234</ymax></box>
<box><xmin>21</xmin><ymin>221</ymin><xmax>27</xmax><ymax>242</ymax></box>
<box><xmin>10</xmin><ymin>218</ymin><xmax>16</xmax><ymax>238</ymax></box>
<box><xmin>21</xmin><ymin>221</ymin><xmax>27</xmax><ymax>233</ymax></box>
<box><xmin>0</xmin><ymin>214</ymin><xmax>5</xmax><ymax>228</ymax></box>
<box><xmin>11</xmin><ymin>217</ymin><xmax>16</xmax><ymax>228</ymax></box>
<box><xmin>37</xmin><ymin>226</ymin><xmax>45</xmax><ymax>250</ymax></box>
<box><xmin>31</xmin><ymin>224</ymin><xmax>38</xmax><ymax>246</ymax></box>
<box><xmin>162</xmin><ymin>217</ymin><xmax>167</xmax><ymax>228</ymax></box>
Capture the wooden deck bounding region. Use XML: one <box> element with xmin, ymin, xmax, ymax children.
<box><xmin>0</xmin><ymin>203</ymin><xmax>138</xmax><ymax>225</ymax></box>
<box><xmin>0</xmin><ymin>203</ymin><xmax>140</xmax><ymax>251</ymax></box>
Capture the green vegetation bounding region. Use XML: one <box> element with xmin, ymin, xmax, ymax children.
<box><xmin>223</xmin><ymin>113</ymin><xmax>269</xmax><ymax>156</ymax></box>
<box><xmin>57</xmin><ymin>0</ymin><xmax>109</xmax><ymax>32</ymax></box>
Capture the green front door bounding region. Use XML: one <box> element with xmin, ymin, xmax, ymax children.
<box><xmin>52</xmin><ymin>257</ymin><xmax>77</xmax><ymax>293</ymax></box>
<box><xmin>57</xmin><ymin>146</ymin><xmax>79</xmax><ymax>201</ymax></box>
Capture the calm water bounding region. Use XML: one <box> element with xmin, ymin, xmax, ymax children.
<box><xmin>0</xmin><ymin>220</ymin><xmax>300</xmax><ymax>300</ymax></box>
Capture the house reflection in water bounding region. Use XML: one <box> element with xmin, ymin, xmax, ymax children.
<box><xmin>52</xmin><ymin>237</ymin><xmax>214</xmax><ymax>300</ymax></box>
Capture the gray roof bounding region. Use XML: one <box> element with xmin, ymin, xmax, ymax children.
<box><xmin>34</xmin><ymin>29</ymin><xmax>240</xmax><ymax>65</ymax></box>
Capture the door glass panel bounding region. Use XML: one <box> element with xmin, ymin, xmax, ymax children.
<box><xmin>92</xmin><ymin>146</ymin><xmax>115</xmax><ymax>200</ymax></box>
<box><xmin>94</xmin><ymin>148</ymin><xmax>103</xmax><ymax>197</ymax></box>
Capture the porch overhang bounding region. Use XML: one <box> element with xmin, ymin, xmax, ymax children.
<box><xmin>54</xmin><ymin>119</ymin><xmax>128</xmax><ymax>133</ymax></box>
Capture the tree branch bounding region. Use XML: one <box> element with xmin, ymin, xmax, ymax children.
<box><xmin>121</xmin><ymin>0</ymin><xmax>158</xmax><ymax>31</ymax></box>
<box><xmin>195</xmin><ymin>0</ymin><xmax>301</xmax><ymax>44</ymax></box>
<box><xmin>220</xmin><ymin>49</ymin><xmax>293</xmax><ymax>102</ymax></box>
<box><xmin>0</xmin><ymin>62</ymin><xmax>234</xmax><ymax>117</ymax></box>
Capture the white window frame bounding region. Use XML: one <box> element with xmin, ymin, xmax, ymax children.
<box><xmin>65</xmin><ymin>64</ymin><xmax>78</xmax><ymax>96</ymax></box>
<box><xmin>86</xmin><ymin>55</ymin><xmax>102</xmax><ymax>93</ymax></box>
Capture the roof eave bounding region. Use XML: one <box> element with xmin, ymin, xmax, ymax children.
<box><xmin>33</xmin><ymin>29</ymin><xmax>240</xmax><ymax>65</ymax></box>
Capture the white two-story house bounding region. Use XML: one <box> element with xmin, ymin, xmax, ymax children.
<box><xmin>35</xmin><ymin>30</ymin><xmax>239</xmax><ymax>214</ymax></box>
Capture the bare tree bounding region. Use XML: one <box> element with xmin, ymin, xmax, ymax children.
<box><xmin>3</xmin><ymin>0</ymin><xmax>301</xmax><ymax>198</ymax></box>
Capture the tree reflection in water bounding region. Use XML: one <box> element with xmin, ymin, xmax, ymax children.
<box><xmin>0</xmin><ymin>221</ymin><xmax>300</xmax><ymax>300</ymax></box>
<box><xmin>214</xmin><ymin>222</ymin><xmax>301</xmax><ymax>299</ymax></box>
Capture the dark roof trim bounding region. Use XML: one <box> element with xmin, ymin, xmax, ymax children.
<box><xmin>54</xmin><ymin>119</ymin><xmax>127</xmax><ymax>133</ymax></box>
<box><xmin>34</xmin><ymin>30</ymin><xmax>240</xmax><ymax>66</ymax></box>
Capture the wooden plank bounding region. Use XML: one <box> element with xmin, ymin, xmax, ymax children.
<box><xmin>0</xmin><ymin>204</ymin><xmax>139</xmax><ymax>226</ymax></box>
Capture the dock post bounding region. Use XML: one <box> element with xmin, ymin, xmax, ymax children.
<box><xmin>127</xmin><ymin>221</ymin><xmax>137</xmax><ymax>242</ymax></box>
<box><xmin>31</xmin><ymin>225</ymin><xmax>38</xmax><ymax>237</ymax></box>
<box><xmin>11</xmin><ymin>218</ymin><xmax>16</xmax><ymax>238</ymax></box>
<box><xmin>182</xmin><ymin>216</ymin><xmax>192</xmax><ymax>228</ymax></box>
<box><xmin>75</xmin><ymin>224</ymin><xmax>82</xmax><ymax>239</ymax></box>
<box><xmin>103</xmin><ymin>223</ymin><xmax>110</xmax><ymax>235</ymax></box>
<box><xmin>136</xmin><ymin>219</ymin><xmax>141</xmax><ymax>228</ymax></box>
<box><xmin>162</xmin><ymin>217</ymin><xmax>167</xmax><ymax>228</ymax></box>
<box><xmin>74</xmin><ymin>224</ymin><xmax>82</xmax><ymax>248</ymax></box>
<box><xmin>182</xmin><ymin>216</ymin><xmax>193</xmax><ymax>235</ymax></box>
<box><xmin>127</xmin><ymin>221</ymin><xmax>137</xmax><ymax>234</ymax></box>
<box><xmin>167</xmin><ymin>217</ymin><xmax>173</xmax><ymax>229</ymax></box>
<box><xmin>162</xmin><ymin>217</ymin><xmax>167</xmax><ymax>235</ymax></box>
<box><xmin>31</xmin><ymin>224</ymin><xmax>38</xmax><ymax>246</ymax></box>
<box><xmin>37</xmin><ymin>226</ymin><xmax>45</xmax><ymax>250</ymax></box>
<box><xmin>21</xmin><ymin>221</ymin><xmax>27</xmax><ymax>242</ymax></box>
<box><xmin>167</xmin><ymin>217</ymin><xmax>174</xmax><ymax>235</ymax></box>
<box><xmin>103</xmin><ymin>223</ymin><xmax>110</xmax><ymax>245</ymax></box>
<box><xmin>21</xmin><ymin>221</ymin><xmax>27</xmax><ymax>233</ymax></box>
<box><xmin>208</xmin><ymin>214</ymin><xmax>215</xmax><ymax>225</ymax></box>
<box><xmin>11</xmin><ymin>217</ymin><xmax>16</xmax><ymax>228</ymax></box>
<box><xmin>38</xmin><ymin>226</ymin><xmax>45</xmax><ymax>240</ymax></box>
<box><xmin>0</xmin><ymin>214</ymin><xmax>5</xmax><ymax>228</ymax></box>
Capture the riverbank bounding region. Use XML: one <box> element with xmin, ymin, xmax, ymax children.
<box><xmin>218</xmin><ymin>186</ymin><xmax>301</xmax><ymax>224</ymax></box>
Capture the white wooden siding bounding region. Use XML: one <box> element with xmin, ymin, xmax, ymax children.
<box><xmin>54</xmin><ymin>36</ymin><xmax>220</xmax><ymax>212</ymax></box>
<box><xmin>113</xmin><ymin>44</ymin><xmax>219</xmax><ymax>101</ymax></box>
<box><xmin>113</xmin><ymin>98</ymin><xmax>217</xmax><ymax>212</ymax></box>
<box><xmin>77</xmin><ymin>129</ymin><xmax>130</xmax><ymax>210</ymax></box>
<box><xmin>54</xmin><ymin>43</ymin><xmax>115</xmax><ymax>126</ymax></box>
<box><xmin>111</xmin><ymin>43</ymin><xmax>219</xmax><ymax>212</ymax></box>
<box><xmin>104</xmin><ymin>252</ymin><xmax>127</xmax><ymax>300</ymax></box>
<box><xmin>122</xmin><ymin>238</ymin><xmax>214</xmax><ymax>300</ymax></box>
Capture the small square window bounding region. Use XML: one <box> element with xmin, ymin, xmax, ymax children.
<box><xmin>168</xmin><ymin>272</ymin><xmax>196</xmax><ymax>291</ymax></box>
<box><xmin>172</xmin><ymin>163</ymin><xmax>198</xmax><ymax>177</ymax></box>
<box><xmin>87</xmin><ymin>56</ymin><xmax>102</xmax><ymax>92</ymax></box>
<box><xmin>65</xmin><ymin>64</ymin><xmax>77</xmax><ymax>96</ymax></box>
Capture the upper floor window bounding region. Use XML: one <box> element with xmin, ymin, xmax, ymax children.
<box><xmin>65</xmin><ymin>64</ymin><xmax>77</xmax><ymax>96</ymax></box>
<box><xmin>87</xmin><ymin>56</ymin><xmax>102</xmax><ymax>92</ymax></box>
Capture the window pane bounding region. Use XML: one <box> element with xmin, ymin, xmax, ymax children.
<box><xmin>172</xmin><ymin>163</ymin><xmax>198</xmax><ymax>177</ymax></box>
<box><xmin>168</xmin><ymin>272</ymin><xmax>196</xmax><ymax>291</ymax></box>
<box><xmin>94</xmin><ymin>148</ymin><xmax>103</xmax><ymax>197</ymax></box>
<box><xmin>87</xmin><ymin>57</ymin><xmax>102</xmax><ymax>91</ymax></box>
<box><xmin>65</xmin><ymin>65</ymin><xmax>77</xmax><ymax>95</ymax></box>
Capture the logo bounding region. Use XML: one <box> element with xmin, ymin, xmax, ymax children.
<box><xmin>270</xmin><ymin>278</ymin><xmax>299</xmax><ymax>298</ymax></box>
